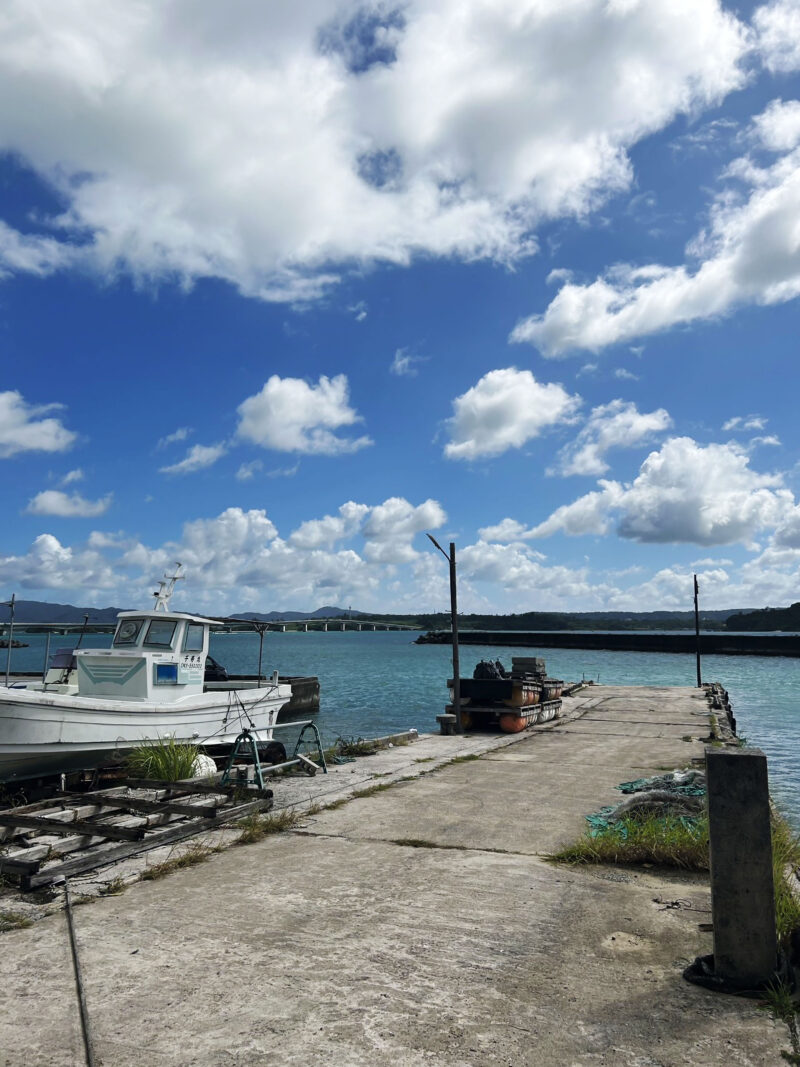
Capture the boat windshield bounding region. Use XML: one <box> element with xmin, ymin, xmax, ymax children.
<box><xmin>113</xmin><ymin>618</ymin><xmax>145</xmax><ymax>646</ymax></box>
<box><xmin>144</xmin><ymin>619</ymin><xmax>177</xmax><ymax>648</ymax></box>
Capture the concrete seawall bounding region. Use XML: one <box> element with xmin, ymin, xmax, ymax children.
<box><xmin>417</xmin><ymin>628</ymin><xmax>800</xmax><ymax>656</ymax></box>
<box><xmin>0</xmin><ymin>684</ymin><xmax>785</xmax><ymax>1064</ymax></box>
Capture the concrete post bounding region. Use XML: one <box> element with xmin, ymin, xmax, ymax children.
<box><xmin>705</xmin><ymin>747</ymin><xmax>777</xmax><ymax>989</ymax></box>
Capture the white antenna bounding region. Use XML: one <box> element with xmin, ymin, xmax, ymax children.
<box><xmin>153</xmin><ymin>562</ymin><xmax>184</xmax><ymax>612</ymax></box>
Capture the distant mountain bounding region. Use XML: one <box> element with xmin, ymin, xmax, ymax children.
<box><xmin>229</xmin><ymin>606</ymin><xmax>365</xmax><ymax>622</ymax></box>
<box><xmin>3</xmin><ymin>600</ymin><xmax>129</xmax><ymax>624</ymax></box>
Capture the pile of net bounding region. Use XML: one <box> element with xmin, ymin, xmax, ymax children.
<box><xmin>586</xmin><ymin>769</ymin><xmax>706</xmax><ymax>837</ymax></box>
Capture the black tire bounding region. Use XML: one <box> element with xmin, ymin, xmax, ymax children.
<box><xmin>259</xmin><ymin>741</ymin><xmax>286</xmax><ymax>765</ymax></box>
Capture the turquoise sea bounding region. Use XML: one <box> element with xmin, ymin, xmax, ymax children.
<box><xmin>5</xmin><ymin>630</ymin><xmax>799</xmax><ymax>827</ymax></box>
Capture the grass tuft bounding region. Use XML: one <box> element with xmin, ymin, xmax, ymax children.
<box><xmin>99</xmin><ymin>877</ymin><xmax>126</xmax><ymax>896</ymax></box>
<box><xmin>772</xmin><ymin>813</ymin><xmax>800</xmax><ymax>948</ymax></box>
<box><xmin>0</xmin><ymin>910</ymin><xmax>33</xmax><ymax>931</ymax></box>
<box><xmin>550</xmin><ymin>813</ymin><xmax>710</xmax><ymax>870</ymax></box>
<box><xmin>141</xmin><ymin>843</ymin><xmax>214</xmax><ymax>881</ymax></box>
<box><xmin>334</xmin><ymin>736</ymin><xmax>377</xmax><ymax>758</ymax></box>
<box><xmin>236</xmin><ymin>809</ymin><xmax>301</xmax><ymax>843</ymax></box>
<box><xmin>126</xmin><ymin>736</ymin><xmax>200</xmax><ymax>782</ymax></box>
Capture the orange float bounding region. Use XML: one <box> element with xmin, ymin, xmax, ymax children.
<box><xmin>499</xmin><ymin>713</ymin><xmax>527</xmax><ymax>733</ymax></box>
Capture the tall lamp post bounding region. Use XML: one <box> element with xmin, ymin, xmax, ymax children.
<box><xmin>427</xmin><ymin>534</ymin><xmax>462</xmax><ymax>734</ymax></box>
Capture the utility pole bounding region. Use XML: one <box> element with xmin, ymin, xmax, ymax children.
<box><xmin>694</xmin><ymin>574</ymin><xmax>702</xmax><ymax>688</ymax></box>
<box><xmin>4</xmin><ymin>593</ymin><xmax>15</xmax><ymax>688</ymax></box>
<box><xmin>427</xmin><ymin>535</ymin><xmax>461</xmax><ymax>733</ymax></box>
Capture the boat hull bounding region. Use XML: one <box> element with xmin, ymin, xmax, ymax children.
<box><xmin>0</xmin><ymin>683</ymin><xmax>291</xmax><ymax>782</ymax></box>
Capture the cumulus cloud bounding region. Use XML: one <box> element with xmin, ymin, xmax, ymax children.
<box><xmin>0</xmin><ymin>533</ymin><xmax>116</xmax><ymax>590</ymax></box>
<box><xmin>459</xmin><ymin>541</ymin><xmax>594</xmax><ymax>603</ymax></box>
<box><xmin>553</xmin><ymin>400</ymin><xmax>672</xmax><ymax>477</ymax></box>
<box><xmin>0</xmin><ymin>390</ymin><xmax>76</xmax><ymax>458</ymax></box>
<box><xmin>60</xmin><ymin>468</ymin><xmax>84</xmax><ymax>486</ymax></box>
<box><xmin>444</xmin><ymin>368</ymin><xmax>580</xmax><ymax>461</ymax></box>
<box><xmin>237</xmin><ymin>374</ymin><xmax>371</xmax><ymax>455</ymax></box>
<box><xmin>0</xmin><ymin>1</ymin><xmax>749</xmax><ymax>301</ymax></box>
<box><xmin>511</xmin><ymin>123</ymin><xmax>800</xmax><ymax>356</ymax></box>
<box><xmin>290</xmin><ymin>502</ymin><xmax>371</xmax><ymax>549</ymax></box>
<box><xmin>159</xmin><ymin>442</ymin><xmax>227</xmax><ymax>475</ymax></box>
<box><xmin>754</xmin><ymin>0</ymin><xmax>800</xmax><ymax>73</ymax></box>
<box><xmin>25</xmin><ymin>490</ymin><xmax>112</xmax><ymax>518</ymax></box>
<box><xmin>533</xmin><ymin>437</ymin><xmax>793</xmax><ymax>546</ymax></box>
<box><xmin>752</xmin><ymin>99</ymin><xmax>800</xmax><ymax>151</ymax></box>
<box><xmin>362</xmin><ymin>497</ymin><xmax>446</xmax><ymax>563</ymax></box>
<box><xmin>477</xmin><ymin>518</ymin><xmax>536</xmax><ymax>543</ymax></box>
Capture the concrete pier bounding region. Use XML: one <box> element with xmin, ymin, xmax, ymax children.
<box><xmin>0</xmin><ymin>685</ymin><xmax>784</xmax><ymax>1064</ymax></box>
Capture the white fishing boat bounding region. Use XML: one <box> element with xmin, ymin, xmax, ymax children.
<box><xmin>0</xmin><ymin>568</ymin><xmax>291</xmax><ymax>782</ymax></box>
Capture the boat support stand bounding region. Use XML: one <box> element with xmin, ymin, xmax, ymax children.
<box><xmin>220</xmin><ymin>720</ymin><xmax>327</xmax><ymax>790</ymax></box>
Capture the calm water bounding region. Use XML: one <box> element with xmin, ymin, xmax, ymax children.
<box><xmin>6</xmin><ymin>631</ymin><xmax>799</xmax><ymax>826</ymax></box>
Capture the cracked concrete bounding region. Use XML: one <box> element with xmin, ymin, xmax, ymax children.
<box><xmin>0</xmin><ymin>685</ymin><xmax>786</xmax><ymax>1065</ymax></box>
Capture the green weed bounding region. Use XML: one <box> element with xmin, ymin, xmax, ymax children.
<box><xmin>236</xmin><ymin>809</ymin><xmax>301</xmax><ymax>843</ymax></box>
<box><xmin>141</xmin><ymin>843</ymin><xmax>214</xmax><ymax>880</ymax></box>
<box><xmin>126</xmin><ymin>736</ymin><xmax>200</xmax><ymax>782</ymax></box>
<box><xmin>0</xmin><ymin>910</ymin><xmax>32</xmax><ymax>931</ymax></box>
<box><xmin>550</xmin><ymin>813</ymin><xmax>710</xmax><ymax>870</ymax></box>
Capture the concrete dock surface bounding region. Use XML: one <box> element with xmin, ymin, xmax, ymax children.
<box><xmin>0</xmin><ymin>685</ymin><xmax>785</xmax><ymax>1065</ymax></box>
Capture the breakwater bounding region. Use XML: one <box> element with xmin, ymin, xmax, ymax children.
<box><xmin>415</xmin><ymin>630</ymin><xmax>800</xmax><ymax>657</ymax></box>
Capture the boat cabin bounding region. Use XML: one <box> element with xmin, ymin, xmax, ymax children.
<box><xmin>73</xmin><ymin>610</ymin><xmax>214</xmax><ymax>703</ymax></box>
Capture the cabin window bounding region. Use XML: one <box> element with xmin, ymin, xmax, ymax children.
<box><xmin>114</xmin><ymin>618</ymin><xmax>144</xmax><ymax>646</ymax></box>
<box><xmin>184</xmin><ymin>623</ymin><xmax>205</xmax><ymax>652</ymax></box>
<box><xmin>144</xmin><ymin>619</ymin><xmax>177</xmax><ymax>648</ymax></box>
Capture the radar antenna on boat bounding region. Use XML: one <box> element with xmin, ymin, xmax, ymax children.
<box><xmin>153</xmin><ymin>562</ymin><xmax>184</xmax><ymax>612</ymax></box>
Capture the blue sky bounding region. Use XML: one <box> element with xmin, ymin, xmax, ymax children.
<box><xmin>1</xmin><ymin>0</ymin><xmax>800</xmax><ymax>615</ymax></box>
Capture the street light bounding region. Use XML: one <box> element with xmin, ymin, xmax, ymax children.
<box><xmin>427</xmin><ymin>534</ymin><xmax>462</xmax><ymax>734</ymax></box>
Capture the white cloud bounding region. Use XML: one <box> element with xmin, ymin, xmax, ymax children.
<box><xmin>477</xmin><ymin>518</ymin><xmax>536</xmax><ymax>543</ymax></box>
<box><xmin>0</xmin><ymin>220</ymin><xmax>73</xmax><ymax>279</ymax></box>
<box><xmin>159</xmin><ymin>442</ymin><xmax>227</xmax><ymax>475</ymax></box>
<box><xmin>459</xmin><ymin>541</ymin><xmax>594</xmax><ymax>603</ymax></box>
<box><xmin>348</xmin><ymin>301</ymin><xmax>368</xmax><ymax>322</ymax></box>
<box><xmin>0</xmin><ymin>390</ymin><xmax>76</xmax><ymax>458</ymax></box>
<box><xmin>723</xmin><ymin>415</ymin><xmax>767</xmax><ymax>431</ymax></box>
<box><xmin>553</xmin><ymin>400</ymin><xmax>671</xmax><ymax>477</ymax></box>
<box><xmin>0</xmin><ymin>1</ymin><xmax>749</xmax><ymax>301</ymax></box>
<box><xmin>390</xmin><ymin>348</ymin><xmax>423</xmax><ymax>377</ymax></box>
<box><xmin>754</xmin><ymin>0</ymin><xmax>800</xmax><ymax>73</ymax></box>
<box><xmin>25</xmin><ymin>490</ymin><xmax>112</xmax><ymax>518</ymax></box>
<box><xmin>157</xmin><ymin>427</ymin><xmax>192</xmax><ymax>450</ymax></box>
<box><xmin>235</xmin><ymin>460</ymin><xmax>262</xmax><ymax>482</ymax></box>
<box><xmin>0</xmin><ymin>533</ymin><xmax>116</xmax><ymax>590</ymax></box>
<box><xmin>237</xmin><ymin>374</ymin><xmax>371</xmax><ymax>455</ymax></box>
<box><xmin>511</xmin><ymin>130</ymin><xmax>800</xmax><ymax>356</ymax></box>
<box><xmin>60</xmin><ymin>468</ymin><xmax>84</xmax><ymax>485</ymax></box>
<box><xmin>290</xmin><ymin>502</ymin><xmax>371</xmax><ymax>550</ymax></box>
<box><xmin>363</xmin><ymin>497</ymin><xmax>446</xmax><ymax>563</ymax></box>
<box><xmin>533</xmin><ymin>437</ymin><xmax>793</xmax><ymax>545</ymax></box>
<box><xmin>444</xmin><ymin>368</ymin><xmax>581</xmax><ymax>461</ymax></box>
<box><xmin>613</xmin><ymin>368</ymin><xmax>639</xmax><ymax>381</ymax></box>
<box><xmin>752</xmin><ymin>99</ymin><xmax>800</xmax><ymax>152</ymax></box>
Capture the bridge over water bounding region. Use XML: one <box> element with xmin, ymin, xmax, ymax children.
<box><xmin>1</xmin><ymin>618</ymin><xmax>419</xmax><ymax>636</ymax></box>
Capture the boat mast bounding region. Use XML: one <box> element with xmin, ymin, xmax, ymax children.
<box><xmin>153</xmin><ymin>563</ymin><xmax>184</xmax><ymax>612</ymax></box>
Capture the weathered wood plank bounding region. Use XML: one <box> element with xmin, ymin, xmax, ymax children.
<box><xmin>62</xmin><ymin>791</ymin><xmax>219</xmax><ymax>819</ymax></box>
<box><xmin>124</xmin><ymin>776</ymin><xmax>274</xmax><ymax>800</ymax></box>
<box><xmin>0</xmin><ymin>811</ymin><xmax>145</xmax><ymax>842</ymax></box>
<box><xmin>23</xmin><ymin>796</ymin><xmax>273</xmax><ymax>889</ymax></box>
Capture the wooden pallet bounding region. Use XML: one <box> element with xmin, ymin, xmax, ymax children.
<box><xmin>0</xmin><ymin>775</ymin><xmax>273</xmax><ymax>891</ymax></box>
